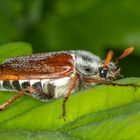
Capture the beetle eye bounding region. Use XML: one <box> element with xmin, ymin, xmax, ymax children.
<box><xmin>98</xmin><ymin>67</ymin><xmax>108</xmax><ymax>78</ymax></box>
<box><xmin>85</xmin><ymin>68</ymin><xmax>91</xmax><ymax>72</ymax></box>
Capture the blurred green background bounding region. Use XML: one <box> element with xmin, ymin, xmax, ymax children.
<box><xmin>0</xmin><ymin>0</ymin><xmax>140</xmax><ymax>76</ymax></box>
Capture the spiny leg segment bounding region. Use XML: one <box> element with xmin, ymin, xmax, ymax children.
<box><xmin>85</xmin><ymin>79</ymin><xmax>139</xmax><ymax>90</ymax></box>
<box><xmin>0</xmin><ymin>87</ymin><xmax>39</xmax><ymax>111</ymax></box>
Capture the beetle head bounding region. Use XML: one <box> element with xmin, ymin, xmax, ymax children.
<box><xmin>98</xmin><ymin>47</ymin><xmax>134</xmax><ymax>80</ymax></box>
<box><xmin>74</xmin><ymin>48</ymin><xmax>134</xmax><ymax>81</ymax></box>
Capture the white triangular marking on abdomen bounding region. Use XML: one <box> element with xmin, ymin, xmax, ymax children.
<box><xmin>30</xmin><ymin>80</ymin><xmax>41</xmax><ymax>86</ymax></box>
<box><xmin>41</xmin><ymin>79</ymin><xmax>50</xmax><ymax>92</ymax></box>
<box><xmin>10</xmin><ymin>80</ymin><xmax>16</xmax><ymax>91</ymax></box>
<box><xmin>50</xmin><ymin>77</ymin><xmax>71</xmax><ymax>98</ymax></box>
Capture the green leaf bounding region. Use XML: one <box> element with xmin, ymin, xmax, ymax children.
<box><xmin>42</xmin><ymin>0</ymin><xmax>140</xmax><ymax>53</ymax></box>
<box><xmin>0</xmin><ymin>43</ymin><xmax>140</xmax><ymax>139</ymax></box>
<box><xmin>0</xmin><ymin>77</ymin><xmax>140</xmax><ymax>139</ymax></box>
<box><xmin>0</xmin><ymin>42</ymin><xmax>32</xmax><ymax>62</ymax></box>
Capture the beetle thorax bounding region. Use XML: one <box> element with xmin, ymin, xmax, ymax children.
<box><xmin>71</xmin><ymin>51</ymin><xmax>101</xmax><ymax>77</ymax></box>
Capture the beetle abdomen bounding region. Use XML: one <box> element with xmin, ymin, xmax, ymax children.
<box><xmin>0</xmin><ymin>75</ymin><xmax>75</xmax><ymax>100</ymax></box>
<box><xmin>0</xmin><ymin>80</ymin><xmax>42</xmax><ymax>92</ymax></box>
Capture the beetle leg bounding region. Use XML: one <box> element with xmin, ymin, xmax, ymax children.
<box><xmin>61</xmin><ymin>74</ymin><xmax>79</xmax><ymax>120</ymax></box>
<box><xmin>85</xmin><ymin>79</ymin><xmax>139</xmax><ymax>90</ymax></box>
<box><xmin>0</xmin><ymin>86</ymin><xmax>37</xmax><ymax>111</ymax></box>
<box><xmin>101</xmin><ymin>82</ymin><xmax>139</xmax><ymax>91</ymax></box>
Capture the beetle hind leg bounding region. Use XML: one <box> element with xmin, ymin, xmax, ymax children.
<box><xmin>0</xmin><ymin>86</ymin><xmax>44</xmax><ymax>111</ymax></box>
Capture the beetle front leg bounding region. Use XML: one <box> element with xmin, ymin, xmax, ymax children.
<box><xmin>85</xmin><ymin>79</ymin><xmax>139</xmax><ymax>90</ymax></box>
<box><xmin>102</xmin><ymin>82</ymin><xmax>139</xmax><ymax>91</ymax></box>
<box><xmin>103</xmin><ymin>82</ymin><xmax>139</xmax><ymax>88</ymax></box>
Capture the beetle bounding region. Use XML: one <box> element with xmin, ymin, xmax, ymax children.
<box><xmin>0</xmin><ymin>47</ymin><xmax>137</xmax><ymax>118</ymax></box>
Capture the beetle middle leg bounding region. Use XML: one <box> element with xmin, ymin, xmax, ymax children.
<box><xmin>61</xmin><ymin>74</ymin><xmax>79</xmax><ymax>120</ymax></box>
